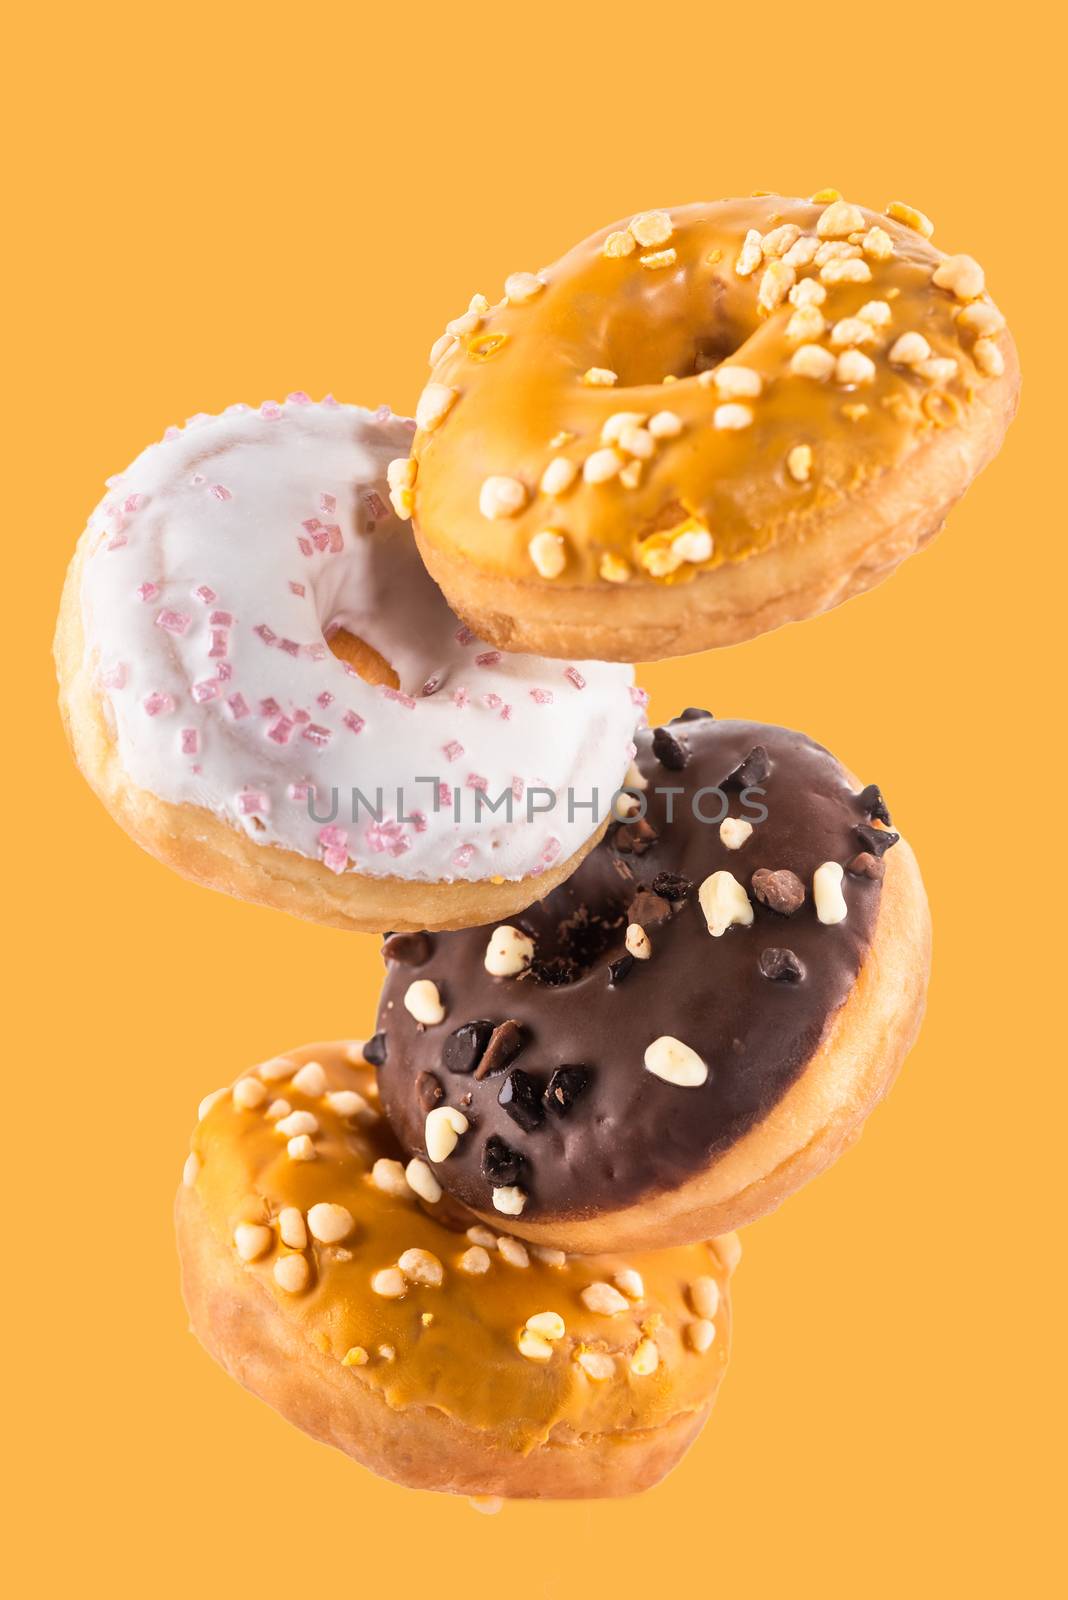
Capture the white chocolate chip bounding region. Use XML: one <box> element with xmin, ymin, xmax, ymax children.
<box><xmin>424</xmin><ymin>1104</ymin><xmax>469</xmax><ymax>1162</ymax></box>
<box><xmin>699</xmin><ymin>870</ymin><xmax>753</xmax><ymax>936</ymax></box>
<box><xmin>492</xmin><ymin>1185</ymin><xmax>527</xmax><ymax>1216</ymax></box>
<box><xmin>889</xmin><ymin>331</ymin><xmax>932</xmax><ymax>366</ymax></box>
<box><xmin>714</xmin><ymin>403</ymin><xmax>754</xmax><ymax>430</ymax></box>
<box><xmin>614</xmin><ymin>1268</ymin><xmax>644</xmax><ymax>1300</ymax></box>
<box><xmin>234</xmin><ymin>1223</ymin><xmax>273</xmax><ymax>1262</ymax></box>
<box><xmin>484</xmin><ymin>924</ymin><xmax>535</xmax><ymax>977</ymax></box>
<box><xmin>576</xmin><ymin>1350</ymin><xmax>615</xmax><ymax>1380</ymax></box>
<box><xmin>687</xmin><ymin>1318</ymin><xmax>716</xmax><ymax>1353</ymax></box>
<box><xmin>459</xmin><ymin>1246</ymin><xmax>491</xmax><ymax>1275</ymax></box>
<box><xmin>279</xmin><ymin>1207</ymin><xmax>307</xmax><ymax>1249</ymax></box>
<box><xmin>526</xmin><ymin>1310</ymin><xmax>565</xmax><ymax>1340</ymax></box>
<box><xmin>648</xmin><ymin>410</ymin><xmax>683</xmax><ymax>439</ymax></box>
<box><xmin>528</xmin><ymin>530</ymin><xmax>567</xmax><ymax>579</ymax></box>
<box><xmin>405</xmin><ymin>1158</ymin><xmax>442</xmax><ymax>1204</ymax></box>
<box><xmin>817</xmin><ymin>200</ymin><xmax>866</xmax><ymax>238</ymax></box>
<box><xmin>540</xmin><ymin>456</ymin><xmax>578</xmax><ymax>496</ymax></box>
<box><xmin>713</xmin><ymin>365</ymin><xmax>763</xmax><ymax>399</ymax></box>
<box><xmin>326</xmin><ymin>1089</ymin><xmax>369</xmax><ymax>1119</ymax></box>
<box><xmin>720</xmin><ymin>817</ymin><xmax>754</xmax><ymax>850</ymax></box>
<box><xmin>603</xmin><ymin>229</ymin><xmax>636</xmax><ymax>258</ymax></box>
<box><xmin>813</xmin><ymin>860</ymin><xmax>848</xmax><ymax>925</ymax></box>
<box><xmin>276</xmin><ymin>1109</ymin><xmax>318</xmax><ymax>1139</ymax></box>
<box><xmin>886</xmin><ymin>200</ymin><xmax>934</xmax><ymax>239</ymax></box>
<box><xmin>974</xmin><ymin>338</ymin><xmax>1005</xmax><ymax>376</ymax></box>
<box><xmin>371</xmin><ymin>1267</ymin><xmax>407</xmax><ymax>1299</ymax></box>
<box><xmin>787</xmin><ymin>444</ymin><xmax>813</xmax><ymax>483</ymax></box>
<box><xmin>625</xmin><ymin>922</ymin><xmax>652</xmax><ymax>960</ymax></box>
<box><xmin>790</xmin><ymin>344</ymin><xmax>836</xmax><ymax>380</ymax></box>
<box><xmin>630</xmin><ymin>1338</ymin><xmax>660</xmax><ymax>1376</ymax></box>
<box><xmin>583</xmin><ymin>447</ymin><xmax>624</xmax><ymax>484</ymax></box>
<box><xmin>643</xmin><ymin>1035</ymin><xmax>709</xmax><ymax>1088</ymax></box>
<box><xmin>582</xmin><ymin>367</ymin><xmax>619</xmax><ymax>387</ymax></box>
<box><xmin>398</xmin><ymin>1247</ymin><xmax>444</xmax><ymax>1287</ymax></box>
<box><xmin>404</xmin><ymin>979</ymin><xmax>446</xmax><ymax>1025</ymax></box>
<box><xmin>504</xmin><ymin>270</ymin><xmax>545</xmax><ymax>303</ymax></box>
<box><xmin>630</xmin><ymin>210</ymin><xmax>673</xmax><ymax>247</ymax></box>
<box><xmin>232</xmin><ymin>1077</ymin><xmax>268</xmax><ymax>1110</ymax></box>
<box><xmin>274</xmin><ymin>1255</ymin><xmax>310</xmax><ymax>1293</ymax></box>
<box><xmin>689</xmin><ymin>1276</ymin><xmax>721</xmax><ymax>1318</ymax></box>
<box><xmin>372</xmin><ymin>1158</ymin><xmax>412</xmax><ymax>1197</ymax></box>
<box><xmin>415</xmin><ymin>383</ymin><xmax>458</xmax><ymax>434</ymax></box>
<box><xmin>498</xmin><ymin>1236</ymin><xmax>530</xmax><ymax>1268</ymax></box>
<box><xmin>518</xmin><ymin>1330</ymin><xmax>554</xmax><ymax>1362</ymax></box>
<box><xmin>286</xmin><ymin>1134</ymin><xmax>316</xmax><ymax>1162</ymax></box>
<box><xmin>835</xmin><ymin>349</ymin><xmax>876</xmax><ymax>386</ymax></box>
<box><xmin>307</xmin><ymin>1203</ymin><xmax>355</xmax><ymax>1244</ymax></box>
<box><xmin>182</xmin><ymin>1152</ymin><xmax>200</xmax><ymax>1187</ymax></box>
<box><xmin>479</xmin><ymin>475</ymin><xmax>528</xmax><ymax>520</ymax></box>
<box><xmin>932</xmin><ymin>254</ymin><xmax>984</xmax><ymax>302</ymax></box>
<box><xmin>291</xmin><ymin>1061</ymin><xmax>327</xmax><ymax>1097</ymax></box>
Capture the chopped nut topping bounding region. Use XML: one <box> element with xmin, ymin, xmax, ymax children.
<box><xmin>813</xmin><ymin>860</ymin><xmax>848</xmax><ymax>924</ymax></box>
<box><xmin>265</xmin><ymin>1099</ymin><xmax>291</xmax><ymax>1121</ymax></box>
<box><xmin>234</xmin><ymin>1222</ymin><xmax>273</xmax><ymax>1262</ymax></box>
<box><xmin>862</xmin><ymin>225</ymin><xmax>894</xmax><ymax>260</ymax></box>
<box><xmin>618</xmin><ymin>460</ymin><xmax>642</xmax><ymax>489</ymax></box>
<box><xmin>582</xmin><ymin>1280</ymin><xmax>630</xmax><ymax>1315</ymax></box>
<box><xmin>720</xmin><ymin>817</ymin><xmax>754</xmax><ymax>849</ymax></box>
<box><xmin>599</xmin><ymin>552</ymin><xmax>631</xmax><ymax>583</ymax></box>
<box><xmin>761</xmin><ymin>223</ymin><xmax>801</xmax><ymax>258</ymax></box>
<box><xmin>689</xmin><ymin>1276</ymin><xmax>721</xmax><ymax>1318</ymax></box>
<box><xmin>276</xmin><ymin>1109</ymin><xmax>317</xmax><ymax>1138</ymax></box>
<box><xmin>528</xmin><ymin>529</ymin><xmax>567</xmax><ymax>579</ymax></box>
<box><xmin>643</xmin><ymin>1035</ymin><xmax>709</xmax><ymax>1088</ymax></box>
<box><xmin>446</xmin><ymin>308</ymin><xmax>481</xmax><ymax>339</ymax></box>
<box><xmin>371</xmin><ymin>1266</ymin><xmax>407</xmax><ymax>1299</ymax></box>
<box><xmin>582</xmin><ymin>366</ymin><xmax>619</xmax><ymax>386</ymax></box>
<box><xmin>306</xmin><ymin>1203</ymin><xmax>355</xmax><ymax>1245</ymax></box>
<box><xmin>735</xmin><ymin>228</ymin><xmax>763</xmax><ymax>277</ymax></box>
<box><xmin>601</xmin><ymin>411</ymin><xmax>646</xmax><ymax>444</ymax></box>
<box><xmin>371</xmin><ymin>1158</ymin><xmax>411</xmax><ymax>1197</ymax></box>
<box><xmin>286</xmin><ymin>1134</ymin><xmax>316</xmax><ymax>1162</ymax></box>
<box><xmin>889</xmin><ymin>331</ymin><xmax>931</xmax><ymax>366</ymax></box>
<box><xmin>831</xmin><ymin>316</ymin><xmax>878</xmax><ymax>348</ymax></box>
<box><xmin>957</xmin><ymin>301</ymin><xmax>1006</xmax><ymax>337</ymax></box>
<box><xmin>518</xmin><ymin>1330</ymin><xmax>554</xmax><ymax>1362</ymax></box>
<box><xmin>857</xmin><ymin>299</ymin><xmax>892</xmax><ymax>328</ymax></box>
<box><xmin>974</xmin><ymin>338</ymin><xmax>1005</xmax><ymax>377</ymax></box>
<box><xmin>790</xmin><ymin>344</ymin><xmax>836</xmax><ymax>380</ymax></box>
<box><xmin>540</xmin><ymin>456</ymin><xmax>578</xmax><ymax>496</ymax></box>
<box><xmin>182</xmin><ymin>1152</ymin><xmax>200</xmax><ymax>1187</ymax></box>
<box><xmin>291</xmin><ymin>1060</ymin><xmax>327</xmax><ymax>1096</ymax></box>
<box><xmin>397</xmin><ymin>1159</ymin><xmax>437</xmax><ymax>1205</ymax></box>
<box><xmin>459</xmin><ymin>1245</ymin><xmax>491</xmax><ymax>1275</ymax></box>
<box><xmin>484</xmin><ymin>924</ymin><xmax>534</xmax><ymax>976</ymax></box>
<box><xmin>428</xmin><ymin>332</ymin><xmax>457</xmax><ymax>367</ymax></box>
<box><xmin>686</xmin><ymin>1318</ymin><xmax>716</xmax><ymax>1353</ymax></box>
<box><xmin>576</xmin><ymin>1349</ymin><xmax>615</xmax><ymax>1381</ymax></box>
<box><xmin>699</xmin><ymin>869</ymin><xmax>754</xmax><ymax>936</ymax></box>
<box><xmin>932</xmin><ymin>254</ymin><xmax>985</xmax><ymax>301</ymax></box>
<box><xmin>630</xmin><ymin>1338</ymin><xmax>660</xmax><ymax>1376</ymax></box>
<box><xmin>714</xmin><ymin>403</ymin><xmax>754</xmax><ymax>430</ymax></box>
<box><xmin>404</xmin><ymin>978</ymin><xmax>446</xmax><ymax>1026</ymax></box>
<box><xmin>274</xmin><ymin>1255</ymin><xmax>310</xmax><ymax>1293</ymax></box>
<box><xmin>479</xmin><ymin>475</ymin><xmax>528</xmax><ymax>520</ymax></box>
<box><xmin>279</xmin><ymin>1207</ymin><xmax>307</xmax><ymax>1249</ymax></box>
<box><xmin>342</xmin><ymin>1346</ymin><xmax>369</xmax><ymax>1367</ymax></box>
<box><xmin>492</xmin><ymin>1185</ymin><xmax>527</xmax><ymax>1216</ymax></box>
<box><xmin>783</xmin><ymin>235</ymin><xmax>820</xmax><ymax>269</ymax></box>
<box><xmin>398</xmin><ymin>1247</ymin><xmax>444</xmax><ymax>1287</ymax></box>
<box><xmin>835</xmin><ymin>349</ymin><xmax>876</xmax><ymax>385</ymax></box>
<box><xmin>916</xmin><ymin>357</ymin><xmax>958</xmax><ymax>385</ymax></box>
<box><xmin>424</xmin><ymin>1104</ymin><xmax>469</xmax><ymax>1162</ymax></box>
<box><xmin>648</xmin><ymin>409</ymin><xmax>683</xmax><ymax>438</ymax></box>
<box><xmin>787</xmin><ymin>444</ymin><xmax>813</xmax><ymax>483</ymax></box>
<box><xmin>886</xmin><ymin>200</ymin><xmax>934</xmax><ymax>238</ymax></box>
<box><xmin>415</xmin><ymin>383</ymin><xmax>458</xmax><ymax>434</ymax></box>
<box><xmin>758</xmin><ymin>259</ymin><xmax>796</xmax><ymax>312</ymax></box>
<box><xmin>526</xmin><ymin>1311</ymin><xmax>566</xmax><ymax>1340</ymax></box>
<box><xmin>673</xmin><ymin>525</ymin><xmax>713</xmax><ymax>564</ymax></box>
<box><xmin>625</xmin><ymin>922</ymin><xmax>652</xmax><ymax>960</ymax></box>
<box><xmin>603</xmin><ymin>229</ymin><xmax>636</xmax><ymax>258</ymax></box>
<box><xmin>810</xmin><ymin>187</ymin><xmax>842</xmax><ymax>202</ymax></box>
<box><xmin>820</xmin><ymin>256</ymin><xmax>872</xmax><ymax>285</ymax></box>
<box><xmin>639</xmin><ymin>247</ymin><xmax>677</xmax><ymax>270</ymax></box>
<box><xmin>326</xmin><ymin>1088</ymin><xmax>369</xmax><ymax>1119</ymax></box>
<box><xmin>233</xmin><ymin>1076</ymin><xmax>268</xmax><ymax>1110</ymax></box>
<box><xmin>614</xmin><ymin>1268</ymin><xmax>645</xmax><ymax>1300</ymax></box>
<box><xmin>504</xmin><ymin>270</ymin><xmax>545</xmax><ymax>304</ymax></box>
<box><xmin>630</xmin><ymin>209</ymin><xmax>673</xmax><ymax>247</ymax></box>
<box><xmin>817</xmin><ymin>200</ymin><xmax>866</xmax><ymax>238</ymax></box>
<box><xmin>713</xmin><ymin>365</ymin><xmax>763</xmax><ymax>399</ymax></box>
<box><xmin>786</xmin><ymin>305</ymin><xmax>826</xmax><ymax>342</ymax></box>
<box><xmin>584</xmin><ymin>447</ymin><xmax>624</xmax><ymax>484</ymax></box>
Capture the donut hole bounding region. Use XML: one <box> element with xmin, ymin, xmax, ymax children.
<box><xmin>327</xmin><ymin>627</ymin><xmax>399</xmax><ymax>690</ymax></box>
<box><xmin>597</xmin><ymin>279</ymin><xmax>754</xmax><ymax>387</ymax></box>
<box><xmin>519</xmin><ymin>896</ymin><xmax>628</xmax><ymax>983</ymax></box>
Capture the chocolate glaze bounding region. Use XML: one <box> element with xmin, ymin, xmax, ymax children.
<box><xmin>375</xmin><ymin>715</ymin><xmax>891</xmax><ymax>1222</ymax></box>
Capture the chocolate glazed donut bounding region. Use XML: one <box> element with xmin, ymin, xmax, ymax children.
<box><xmin>375</xmin><ymin>712</ymin><xmax>931</xmax><ymax>1252</ymax></box>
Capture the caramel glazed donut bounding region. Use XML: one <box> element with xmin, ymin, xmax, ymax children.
<box><xmin>396</xmin><ymin>192</ymin><xmax>1019</xmax><ymax>661</ymax></box>
<box><xmin>375</xmin><ymin>711</ymin><xmax>931</xmax><ymax>1253</ymax></box>
<box><xmin>178</xmin><ymin>1040</ymin><xmax>736</xmax><ymax>1499</ymax></box>
<box><xmin>55</xmin><ymin>397</ymin><xmax>642</xmax><ymax>934</ymax></box>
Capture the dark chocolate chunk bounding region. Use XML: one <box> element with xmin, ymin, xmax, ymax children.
<box><xmin>481</xmin><ymin>1134</ymin><xmax>524</xmax><ymax>1187</ymax></box>
<box><xmin>759</xmin><ymin>947</ymin><xmax>805</xmax><ymax>983</ymax></box>
<box><xmin>363</xmin><ymin>1032</ymin><xmax>387</xmax><ymax>1066</ymax></box>
<box><xmin>381</xmin><ymin>930</ymin><xmax>433</xmax><ymax>966</ymax></box>
<box><xmin>615</xmin><ymin>816</ymin><xmax>658</xmax><ymax>856</ymax></box>
<box><xmin>847</xmin><ymin>851</ymin><xmax>886</xmax><ymax>880</ymax></box>
<box><xmin>651</xmin><ymin>725</ymin><xmax>689</xmax><ymax>770</ymax></box>
<box><xmin>530</xmin><ymin>957</ymin><xmax>578</xmax><ymax>986</ymax></box>
<box><xmin>544</xmin><ymin>1066</ymin><xmax>590</xmax><ymax>1116</ymax></box>
<box><xmin>726</xmin><ymin>745</ymin><xmax>770</xmax><ymax>789</ymax></box>
<box><xmin>609</xmin><ymin>954</ymin><xmax>635</xmax><ymax>985</ymax></box>
<box><xmin>473</xmin><ymin>1019</ymin><xmax>526</xmax><ymax>1079</ymax></box>
<box><xmin>441</xmin><ymin>1019</ymin><xmax>494</xmax><ymax>1075</ymax></box>
<box><xmin>498</xmin><ymin>1068</ymin><xmax>545</xmax><ymax>1131</ymax></box>
<box><xmin>674</xmin><ymin>707</ymin><xmax>714</xmax><ymax>722</ymax></box>
<box><xmin>416</xmin><ymin>1071</ymin><xmax>444</xmax><ymax>1112</ymax></box>
<box><xmin>855</xmin><ymin>823</ymin><xmax>900</xmax><ymax>858</ymax></box>
<box><xmin>857</xmin><ymin>784</ymin><xmax>892</xmax><ymax>827</ymax></box>
<box><xmin>652</xmin><ymin>871</ymin><xmax>692</xmax><ymax>901</ymax></box>
<box><xmin>751</xmin><ymin>867</ymin><xmax>806</xmax><ymax>916</ymax></box>
<box><xmin>629</xmin><ymin>889</ymin><xmax>673</xmax><ymax>927</ymax></box>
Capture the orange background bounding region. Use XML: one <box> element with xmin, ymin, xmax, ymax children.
<box><xmin>6</xmin><ymin>3</ymin><xmax>1063</xmax><ymax>1595</ymax></box>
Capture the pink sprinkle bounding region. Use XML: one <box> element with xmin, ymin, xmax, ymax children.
<box><xmin>365</xmin><ymin>819</ymin><xmax>409</xmax><ymax>856</ymax></box>
<box><xmin>482</xmin><ymin>692</ymin><xmax>503</xmax><ymax>710</ymax></box>
<box><xmin>322</xmin><ymin>394</ymin><xmax>340</xmax><ymax>408</ymax></box>
<box><xmin>342</xmin><ymin>711</ymin><xmax>365</xmax><ymax>735</ymax></box>
<box><xmin>289</xmin><ymin>781</ymin><xmax>313</xmax><ymax>802</ymax></box>
<box><xmin>455</xmin><ymin>625</ymin><xmax>476</xmax><ymax>646</ymax></box>
<box><xmin>237</xmin><ymin>790</ymin><xmax>270</xmax><ymax>816</ymax></box>
<box><xmin>500</xmin><ymin>704</ymin><xmax>513</xmax><ymax>721</ymax></box>
<box><xmin>305</xmin><ymin>642</ymin><xmax>327</xmax><ymax>661</ymax></box>
<box><xmin>364</xmin><ymin>490</ymin><xmax>388</xmax><ymax>520</ymax></box>
<box><xmin>452</xmin><ymin>687</ymin><xmax>470</xmax><ymax>709</ymax></box>
<box><xmin>316</xmin><ymin>691</ymin><xmax>334</xmax><ymax>709</ymax></box>
<box><xmin>302</xmin><ymin>518</ymin><xmax>322</xmax><ymax>534</ymax></box>
<box><xmin>302</xmin><ymin>723</ymin><xmax>331</xmax><ymax>747</ymax></box>
<box><xmin>530</xmin><ymin>688</ymin><xmax>554</xmax><ymax>705</ymax></box>
<box><xmin>374</xmin><ymin>405</ymin><xmax>392</xmax><ymax>422</ymax></box>
<box><xmin>438</xmin><ymin>782</ymin><xmax>452</xmax><ymax>808</ymax></box>
<box><xmin>224</xmin><ymin>403</ymin><xmax>251</xmax><ymax>415</ymax></box>
<box><xmin>411</xmin><ymin>809</ymin><xmax>428</xmax><ymax>833</ymax></box>
<box><xmin>208</xmin><ymin>629</ymin><xmax>229</xmax><ymax>658</ymax></box>
<box><xmin>318</xmin><ymin>825</ymin><xmax>349</xmax><ymax>849</ymax></box>
<box><xmin>192</xmin><ymin>678</ymin><xmax>222</xmax><ymax>703</ymax></box>
<box><xmin>226</xmin><ymin>694</ymin><xmax>251</xmax><ymax>719</ymax></box>
<box><xmin>475</xmin><ymin>651</ymin><xmax>501</xmax><ymax>668</ymax></box>
<box><xmin>210</xmin><ymin>610</ymin><xmax>233</xmax><ymax>626</ymax></box>
<box><xmin>541</xmin><ymin>837</ymin><xmax>562</xmax><ymax>866</ymax></box>
<box><xmin>266</xmin><ymin>715</ymin><xmax>295</xmax><ymax>744</ymax></box>
<box><xmin>216</xmin><ymin>661</ymin><xmax>233</xmax><ymax>681</ymax></box>
<box><xmin>261</xmin><ymin>401</ymin><xmax>282</xmax><ymax>419</ymax></box>
<box><xmin>254</xmin><ymin>624</ymin><xmax>277</xmax><ymax>646</ymax></box>
<box><xmin>511</xmin><ymin>776</ymin><xmax>524</xmax><ymax>800</ymax></box>
<box><xmin>124</xmin><ymin>493</ymin><xmax>147</xmax><ymax>513</ymax></box>
<box><xmin>320</xmin><ymin>493</ymin><xmax>337</xmax><ymax>514</ymax></box>
<box><xmin>137</xmin><ymin>582</ymin><xmax>160</xmax><ymax>603</ymax></box>
<box><xmin>99</xmin><ymin>662</ymin><xmax>127</xmax><ymax>690</ymax></box>
<box><xmin>323</xmin><ymin>845</ymin><xmax>349</xmax><ymax>874</ymax></box>
<box><xmin>209</xmin><ymin>484</ymin><xmax>232</xmax><ymax>502</ymax></box>
<box><xmin>297</xmin><ymin>535</ymin><xmax>314</xmax><ymax>557</ymax></box>
<box><xmin>155</xmin><ymin>609</ymin><xmax>191</xmax><ymax>636</ymax></box>
<box><xmin>381</xmin><ymin>686</ymin><xmax>416</xmax><ymax>710</ymax></box>
<box><xmin>180</xmin><ymin>728</ymin><xmax>199</xmax><ymax>755</ymax></box>
<box><xmin>279</xmin><ymin>638</ymin><xmax>301</xmax><ymax>656</ymax></box>
<box><xmin>106</xmin><ymin>530</ymin><xmax>128</xmax><ymax>551</ymax></box>
<box><xmin>564</xmin><ymin>666</ymin><xmax>586</xmax><ymax>690</ymax></box>
<box><xmin>143</xmin><ymin>691</ymin><xmax>174</xmax><ymax>717</ymax></box>
<box><xmin>325</xmin><ymin>524</ymin><xmax>343</xmax><ymax>553</ymax></box>
<box><xmin>191</xmin><ymin>474</ymin><xmax>206</xmax><ymax>486</ymax></box>
<box><xmin>452</xmin><ymin>843</ymin><xmax>476</xmax><ymax>870</ymax></box>
<box><xmin>312</xmin><ymin>527</ymin><xmax>330</xmax><ymax>552</ymax></box>
<box><xmin>443</xmin><ymin>740</ymin><xmax>464</xmax><ymax>763</ymax></box>
<box><xmin>288</xmin><ymin>581</ymin><xmax>306</xmax><ymax>597</ymax></box>
<box><xmin>466</xmin><ymin>773</ymin><xmax>488</xmax><ymax>791</ymax></box>
<box><xmin>194</xmin><ymin>585</ymin><xmax>217</xmax><ymax>605</ymax></box>
<box><xmin>629</xmin><ymin>685</ymin><xmax>650</xmax><ymax>707</ymax></box>
<box><xmin>164</xmin><ymin>426</ymin><xmax>181</xmax><ymax>441</ymax></box>
<box><xmin>293</xmin><ymin>708</ymin><xmax>310</xmax><ymax>723</ymax></box>
<box><xmin>287</xmin><ymin>391</ymin><xmax>312</xmax><ymax>405</ymax></box>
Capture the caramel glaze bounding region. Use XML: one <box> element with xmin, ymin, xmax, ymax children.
<box><xmin>376</xmin><ymin>714</ymin><xmax>891</xmax><ymax>1222</ymax></box>
<box><xmin>407</xmin><ymin>195</ymin><xmax>1011</xmax><ymax>586</ymax></box>
<box><xmin>186</xmin><ymin>1041</ymin><xmax>732</xmax><ymax>1452</ymax></box>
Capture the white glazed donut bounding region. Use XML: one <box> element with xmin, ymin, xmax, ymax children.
<box><xmin>55</xmin><ymin>396</ymin><xmax>641</xmax><ymax>932</ymax></box>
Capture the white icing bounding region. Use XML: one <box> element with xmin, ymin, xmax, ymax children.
<box><xmin>79</xmin><ymin>397</ymin><xmax>641</xmax><ymax>882</ymax></box>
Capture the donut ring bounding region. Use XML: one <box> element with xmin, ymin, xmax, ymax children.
<box><xmin>177</xmin><ymin>1040</ymin><xmax>735</xmax><ymax>1499</ymax></box>
<box><xmin>375</xmin><ymin>712</ymin><xmax>930</xmax><ymax>1252</ymax></box>
<box><xmin>400</xmin><ymin>193</ymin><xmax>1019</xmax><ymax>661</ymax></box>
<box><xmin>55</xmin><ymin>397</ymin><xmax>640</xmax><ymax>933</ymax></box>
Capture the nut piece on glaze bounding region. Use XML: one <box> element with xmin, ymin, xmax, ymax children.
<box><xmin>644</xmin><ymin>1037</ymin><xmax>709</xmax><ymax>1088</ymax></box>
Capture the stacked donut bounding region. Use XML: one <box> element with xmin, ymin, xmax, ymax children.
<box><xmin>57</xmin><ymin>189</ymin><xmax>1015</xmax><ymax>1500</ymax></box>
